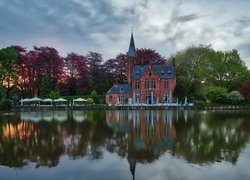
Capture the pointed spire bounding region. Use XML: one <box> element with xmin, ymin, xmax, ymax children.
<box><xmin>127</xmin><ymin>32</ymin><xmax>136</xmax><ymax>57</ymax></box>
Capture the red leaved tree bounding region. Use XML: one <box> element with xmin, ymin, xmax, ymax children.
<box><xmin>63</xmin><ymin>53</ymin><xmax>89</xmax><ymax>95</ymax></box>
<box><xmin>239</xmin><ymin>80</ymin><xmax>250</xmax><ymax>101</ymax></box>
<box><xmin>135</xmin><ymin>48</ymin><xmax>166</xmax><ymax>65</ymax></box>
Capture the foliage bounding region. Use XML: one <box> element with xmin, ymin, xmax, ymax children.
<box><xmin>0</xmin><ymin>85</ymin><xmax>6</xmax><ymax>100</ymax></box>
<box><xmin>170</xmin><ymin>45</ymin><xmax>249</xmax><ymax>100</ymax></box>
<box><xmin>203</xmin><ymin>86</ymin><xmax>227</xmax><ymax>103</ymax></box>
<box><xmin>136</xmin><ymin>48</ymin><xmax>166</xmax><ymax>65</ymax></box>
<box><xmin>87</xmin><ymin>52</ymin><xmax>107</xmax><ymax>94</ymax></box>
<box><xmin>40</xmin><ymin>75</ymin><xmax>52</xmax><ymax>98</ymax></box>
<box><xmin>170</xmin><ymin>45</ymin><xmax>213</xmax><ymax>98</ymax></box>
<box><xmin>0</xmin><ymin>47</ymin><xmax>18</xmax><ymax>98</ymax></box>
<box><xmin>90</xmin><ymin>90</ymin><xmax>98</xmax><ymax>103</ymax></box>
<box><xmin>239</xmin><ymin>80</ymin><xmax>250</xmax><ymax>101</ymax></box>
<box><xmin>226</xmin><ymin>91</ymin><xmax>244</xmax><ymax>104</ymax></box>
<box><xmin>63</xmin><ymin>53</ymin><xmax>89</xmax><ymax>95</ymax></box>
<box><xmin>0</xmin><ymin>99</ymin><xmax>12</xmax><ymax>110</ymax></box>
<box><xmin>0</xmin><ymin>43</ymin><xmax>248</xmax><ymax>103</ymax></box>
<box><xmin>98</xmin><ymin>98</ymin><xmax>105</xmax><ymax>104</ymax></box>
<box><xmin>86</xmin><ymin>98</ymin><xmax>94</xmax><ymax>104</ymax></box>
<box><xmin>49</xmin><ymin>91</ymin><xmax>60</xmax><ymax>99</ymax></box>
<box><xmin>198</xmin><ymin>49</ymin><xmax>249</xmax><ymax>91</ymax></box>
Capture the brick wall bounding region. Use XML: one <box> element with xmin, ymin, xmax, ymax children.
<box><xmin>106</xmin><ymin>93</ymin><xmax>132</xmax><ymax>105</ymax></box>
<box><xmin>132</xmin><ymin>65</ymin><xmax>176</xmax><ymax>103</ymax></box>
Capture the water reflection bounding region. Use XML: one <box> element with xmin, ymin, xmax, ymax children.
<box><xmin>0</xmin><ymin>110</ymin><xmax>250</xmax><ymax>177</ymax></box>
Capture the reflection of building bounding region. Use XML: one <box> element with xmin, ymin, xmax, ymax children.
<box><xmin>106</xmin><ymin>110</ymin><xmax>176</xmax><ymax>152</ymax></box>
<box><xmin>106</xmin><ymin>110</ymin><xmax>176</xmax><ymax>179</ymax></box>
<box><xmin>105</xmin><ymin>33</ymin><xmax>176</xmax><ymax>105</ymax></box>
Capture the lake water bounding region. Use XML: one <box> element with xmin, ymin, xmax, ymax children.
<box><xmin>0</xmin><ymin>110</ymin><xmax>250</xmax><ymax>180</ymax></box>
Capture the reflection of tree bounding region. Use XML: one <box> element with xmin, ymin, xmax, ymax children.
<box><xmin>0</xmin><ymin>110</ymin><xmax>114</xmax><ymax>168</ymax></box>
<box><xmin>0</xmin><ymin>110</ymin><xmax>250</xmax><ymax>171</ymax></box>
<box><xmin>89</xmin><ymin>111</ymin><xmax>114</xmax><ymax>159</ymax></box>
<box><xmin>174</xmin><ymin>111</ymin><xmax>250</xmax><ymax>165</ymax></box>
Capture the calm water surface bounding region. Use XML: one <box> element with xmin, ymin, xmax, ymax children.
<box><xmin>0</xmin><ymin>110</ymin><xmax>250</xmax><ymax>180</ymax></box>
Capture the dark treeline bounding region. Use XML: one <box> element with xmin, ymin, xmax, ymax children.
<box><xmin>0</xmin><ymin>44</ymin><xmax>250</xmax><ymax>104</ymax></box>
<box><xmin>0</xmin><ymin>46</ymin><xmax>165</xmax><ymax>99</ymax></box>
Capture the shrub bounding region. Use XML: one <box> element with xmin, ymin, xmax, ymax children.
<box><xmin>86</xmin><ymin>98</ymin><xmax>94</xmax><ymax>104</ymax></box>
<box><xmin>203</xmin><ymin>86</ymin><xmax>227</xmax><ymax>103</ymax></box>
<box><xmin>226</xmin><ymin>91</ymin><xmax>244</xmax><ymax>104</ymax></box>
<box><xmin>90</xmin><ymin>90</ymin><xmax>98</xmax><ymax>103</ymax></box>
<box><xmin>0</xmin><ymin>99</ymin><xmax>12</xmax><ymax>110</ymax></box>
<box><xmin>49</xmin><ymin>91</ymin><xmax>60</xmax><ymax>99</ymax></box>
<box><xmin>99</xmin><ymin>98</ymin><xmax>104</xmax><ymax>104</ymax></box>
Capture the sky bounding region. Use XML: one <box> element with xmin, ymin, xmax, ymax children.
<box><xmin>0</xmin><ymin>0</ymin><xmax>250</xmax><ymax>67</ymax></box>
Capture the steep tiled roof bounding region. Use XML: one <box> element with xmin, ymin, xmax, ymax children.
<box><xmin>127</xmin><ymin>33</ymin><xmax>136</xmax><ymax>57</ymax></box>
<box><xmin>133</xmin><ymin>65</ymin><xmax>175</xmax><ymax>80</ymax></box>
<box><xmin>106</xmin><ymin>84</ymin><xmax>132</xmax><ymax>94</ymax></box>
<box><xmin>152</xmin><ymin>65</ymin><xmax>176</xmax><ymax>79</ymax></box>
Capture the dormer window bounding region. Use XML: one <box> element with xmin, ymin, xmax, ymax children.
<box><xmin>148</xmin><ymin>72</ymin><xmax>152</xmax><ymax>77</ymax></box>
<box><xmin>168</xmin><ymin>70</ymin><xmax>171</xmax><ymax>74</ymax></box>
<box><xmin>136</xmin><ymin>71</ymin><xmax>139</xmax><ymax>75</ymax></box>
<box><xmin>161</xmin><ymin>70</ymin><xmax>164</xmax><ymax>74</ymax></box>
<box><xmin>120</xmin><ymin>87</ymin><xmax>123</xmax><ymax>92</ymax></box>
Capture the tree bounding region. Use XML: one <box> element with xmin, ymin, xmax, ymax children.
<box><xmin>170</xmin><ymin>45</ymin><xmax>213</xmax><ymax>98</ymax></box>
<box><xmin>12</xmin><ymin>46</ymin><xmax>30</xmax><ymax>97</ymax></box>
<box><xmin>104</xmin><ymin>54</ymin><xmax>128</xmax><ymax>84</ymax></box>
<box><xmin>40</xmin><ymin>75</ymin><xmax>52</xmax><ymax>98</ymax></box>
<box><xmin>226</xmin><ymin>91</ymin><xmax>244</xmax><ymax>104</ymax></box>
<box><xmin>198</xmin><ymin>50</ymin><xmax>249</xmax><ymax>91</ymax></box>
<box><xmin>86</xmin><ymin>98</ymin><xmax>94</xmax><ymax>104</ymax></box>
<box><xmin>239</xmin><ymin>80</ymin><xmax>250</xmax><ymax>101</ymax></box>
<box><xmin>90</xmin><ymin>90</ymin><xmax>98</xmax><ymax>104</ymax></box>
<box><xmin>32</xmin><ymin>46</ymin><xmax>63</xmax><ymax>94</ymax></box>
<box><xmin>49</xmin><ymin>90</ymin><xmax>60</xmax><ymax>99</ymax></box>
<box><xmin>0</xmin><ymin>47</ymin><xmax>17</xmax><ymax>99</ymax></box>
<box><xmin>203</xmin><ymin>86</ymin><xmax>227</xmax><ymax>103</ymax></box>
<box><xmin>136</xmin><ymin>48</ymin><xmax>165</xmax><ymax>65</ymax></box>
<box><xmin>86</xmin><ymin>52</ymin><xmax>107</xmax><ymax>94</ymax></box>
<box><xmin>12</xmin><ymin>46</ymin><xmax>64</xmax><ymax>97</ymax></box>
<box><xmin>64</xmin><ymin>53</ymin><xmax>89</xmax><ymax>95</ymax></box>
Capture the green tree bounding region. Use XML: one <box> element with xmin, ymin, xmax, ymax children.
<box><xmin>40</xmin><ymin>75</ymin><xmax>52</xmax><ymax>98</ymax></box>
<box><xmin>0</xmin><ymin>47</ymin><xmax>17</xmax><ymax>99</ymax></box>
<box><xmin>90</xmin><ymin>90</ymin><xmax>98</xmax><ymax>104</ymax></box>
<box><xmin>169</xmin><ymin>45</ymin><xmax>213</xmax><ymax>99</ymax></box>
<box><xmin>49</xmin><ymin>90</ymin><xmax>60</xmax><ymax>99</ymax></box>
<box><xmin>198</xmin><ymin>50</ymin><xmax>249</xmax><ymax>91</ymax></box>
<box><xmin>86</xmin><ymin>98</ymin><xmax>94</xmax><ymax>104</ymax></box>
<box><xmin>0</xmin><ymin>85</ymin><xmax>6</xmax><ymax>100</ymax></box>
<box><xmin>203</xmin><ymin>86</ymin><xmax>227</xmax><ymax>103</ymax></box>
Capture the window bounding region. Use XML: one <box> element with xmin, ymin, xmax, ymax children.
<box><xmin>164</xmin><ymin>81</ymin><xmax>168</xmax><ymax>89</ymax></box>
<box><xmin>151</xmin><ymin>81</ymin><xmax>155</xmax><ymax>89</ymax></box>
<box><xmin>109</xmin><ymin>96</ymin><xmax>112</xmax><ymax>102</ymax></box>
<box><xmin>135</xmin><ymin>81</ymin><xmax>140</xmax><ymax>90</ymax></box>
<box><xmin>118</xmin><ymin>96</ymin><xmax>125</xmax><ymax>103</ymax></box>
<box><xmin>136</xmin><ymin>94</ymin><xmax>140</xmax><ymax>103</ymax></box>
<box><xmin>145</xmin><ymin>81</ymin><xmax>150</xmax><ymax>89</ymax></box>
<box><xmin>148</xmin><ymin>72</ymin><xmax>152</xmax><ymax>77</ymax></box>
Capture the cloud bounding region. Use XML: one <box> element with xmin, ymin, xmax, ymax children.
<box><xmin>0</xmin><ymin>0</ymin><xmax>249</xmax><ymax>67</ymax></box>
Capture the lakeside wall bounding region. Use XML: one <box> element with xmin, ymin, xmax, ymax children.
<box><xmin>9</xmin><ymin>104</ymin><xmax>250</xmax><ymax>111</ymax></box>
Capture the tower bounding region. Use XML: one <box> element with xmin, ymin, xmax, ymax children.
<box><xmin>127</xmin><ymin>32</ymin><xmax>136</xmax><ymax>84</ymax></box>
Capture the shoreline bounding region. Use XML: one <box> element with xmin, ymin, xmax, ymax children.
<box><xmin>6</xmin><ymin>104</ymin><xmax>250</xmax><ymax>111</ymax></box>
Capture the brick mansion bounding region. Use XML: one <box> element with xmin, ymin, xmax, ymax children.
<box><xmin>106</xmin><ymin>33</ymin><xmax>176</xmax><ymax>105</ymax></box>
